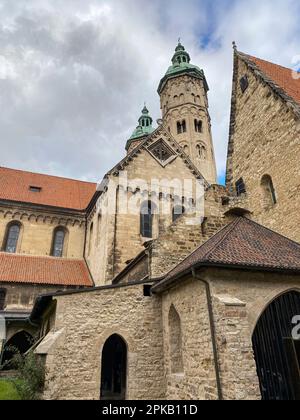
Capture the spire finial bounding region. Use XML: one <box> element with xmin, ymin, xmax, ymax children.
<box><xmin>178</xmin><ymin>37</ymin><xmax>181</xmax><ymax>44</ymax></box>
<box><xmin>232</xmin><ymin>41</ymin><xmax>237</xmax><ymax>51</ymax></box>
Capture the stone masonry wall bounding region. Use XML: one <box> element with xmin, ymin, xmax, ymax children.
<box><xmin>86</xmin><ymin>133</ymin><xmax>210</xmax><ymax>285</ymax></box>
<box><xmin>160</xmin><ymin>278</ymin><xmax>218</xmax><ymax>400</ymax></box>
<box><xmin>150</xmin><ymin>185</ymin><xmax>228</xmax><ymax>279</ymax></box>
<box><xmin>160</xmin><ymin>268</ymin><xmax>300</xmax><ymax>400</ymax></box>
<box><xmin>43</xmin><ymin>283</ymin><xmax>165</xmax><ymax>400</ymax></box>
<box><xmin>201</xmin><ymin>268</ymin><xmax>300</xmax><ymax>400</ymax></box>
<box><xmin>226</xmin><ymin>55</ymin><xmax>300</xmax><ymax>242</ymax></box>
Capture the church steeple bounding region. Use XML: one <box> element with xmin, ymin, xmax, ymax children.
<box><xmin>158</xmin><ymin>41</ymin><xmax>208</xmax><ymax>95</ymax></box>
<box><xmin>157</xmin><ymin>42</ymin><xmax>217</xmax><ymax>184</ymax></box>
<box><xmin>126</xmin><ymin>105</ymin><xmax>154</xmax><ymax>152</ymax></box>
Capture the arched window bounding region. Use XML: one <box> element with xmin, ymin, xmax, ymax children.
<box><xmin>168</xmin><ymin>305</ymin><xmax>183</xmax><ymax>373</ymax></box>
<box><xmin>180</xmin><ymin>93</ymin><xmax>184</xmax><ymax>103</ymax></box>
<box><xmin>196</xmin><ymin>143</ymin><xmax>206</xmax><ymax>160</ymax></box>
<box><xmin>88</xmin><ymin>222</ymin><xmax>94</xmax><ymax>255</ymax></box>
<box><xmin>177</xmin><ymin>120</ymin><xmax>187</xmax><ymax>134</ymax></box>
<box><xmin>0</xmin><ymin>288</ymin><xmax>6</xmax><ymax>310</ymax></box>
<box><xmin>3</xmin><ymin>222</ymin><xmax>21</xmax><ymax>253</ymax></box>
<box><xmin>51</xmin><ymin>227</ymin><xmax>67</xmax><ymax>257</ymax></box>
<box><xmin>194</xmin><ymin>119</ymin><xmax>203</xmax><ymax>133</ymax></box>
<box><xmin>172</xmin><ymin>206</ymin><xmax>185</xmax><ymax>223</ymax></box>
<box><xmin>261</xmin><ymin>175</ymin><xmax>277</xmax><ymax>207</ymax></box>
<box><xmin>140</xmin><ymin>201</ymin><xmax>156</xmax><ymax>238</ymax></box>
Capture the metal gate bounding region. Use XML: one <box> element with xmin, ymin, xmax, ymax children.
<box><xmin>252</xmin><ymin>291</ymin><xmax>300</xmax><ymax>400</ymax></box>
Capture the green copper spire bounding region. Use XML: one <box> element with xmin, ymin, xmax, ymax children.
<box><xmin>158</xmin><ymin>41</ymin><xmax>208</xmax><ymax>94</ymax></box>
<box><xmin>126</xmin><ymin>105</ymin><xmax>154</xmax><ymax>151</ymax></box>
<box><xmin>172</xmin><ymin>41</ymin><xmax>191</xmax><ymax>65</ymax></box>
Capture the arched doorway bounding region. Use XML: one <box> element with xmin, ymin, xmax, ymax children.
<box><xmin>1</xmin><ymin>330</ymin><xmax>33</xmax><ymax>369</ymax></box>
<box><xmin>252</xmin><ymin>291</ymin><xmax>300</xmax><ymax>400</ymax></box>
<box><xmin>100</xmin><ymin>334</ymin><xmax>127</xmax><ymax>400</ymax></box>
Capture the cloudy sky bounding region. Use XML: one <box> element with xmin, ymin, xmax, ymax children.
<box><xmin>0</xmin><ymin>0</ymin><xmax>299</xmax><ymax>184</ymax></box>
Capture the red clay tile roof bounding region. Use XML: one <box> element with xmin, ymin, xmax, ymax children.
<box><xmin>0</xmin><ymin>252</ymin><xmax>93</xmax><ymax>287</ymax></box>
<box><xmin>0</xmin><ymin>167</ymin><xmax>96</xmax><ymax>210</ymax></box>
<box><xmin>243</xmin><ymin>54</ymin><xmax>300</xmax><ymax>106</ymax></box>
<box><xmin>153</xmin><ymin>217</ymin><xmax>300</xmax><ymax>291</ymax></box>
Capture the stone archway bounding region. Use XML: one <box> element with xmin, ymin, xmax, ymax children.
<box><xmin>1</xmin><ymin>330</ymin><xmax>33</xmax><ymax>369</ymax></box>
<box><xmin>252</xmin><ymin>291</ymin><xmax>300</xmax><ymax>400</ymax></box>
<box><xmin>100</xmin><ymin>334</ymin><xmax>127</xmax><ymax>400</ymax></box>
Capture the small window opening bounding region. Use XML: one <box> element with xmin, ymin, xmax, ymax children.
<box><xmin>194</xmin><ymin>120</ymin><xmax>203</xmax><ymax>133</ymax></box>
<box><xmin>235</xmin><ymin>178</ymin><xmax>246</xmax><ymax>196</ymax></box>
<box><xmin>29</xmin><ymin>186</ymin><xmax>42</xmax><ymax>193</ymax></box>
<box><xmin>143</xmin><ymin>285</ymin><xmax>152</xmax><ymax>297</ymax></box>
<box><xmin>240</xmin><ymin>75</ymin><xmax>249</xmax><ymax>93</ymax></box>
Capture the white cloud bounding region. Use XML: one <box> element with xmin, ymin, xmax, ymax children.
<box><xmin>0</xmin><ymin>0</ymin><xmax>299</xmax><ymax>183</ymax></box>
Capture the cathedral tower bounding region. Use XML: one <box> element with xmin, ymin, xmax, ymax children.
<box><xmin>158</xmin><ymin>42</ymin><xmax>217</xmax><ymax>184</ymax></box>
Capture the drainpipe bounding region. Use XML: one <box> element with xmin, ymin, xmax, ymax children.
<box><xmin>191</xmin><ymin>268</ymin><xmax>223</xmax><ymax>400</ymax></box>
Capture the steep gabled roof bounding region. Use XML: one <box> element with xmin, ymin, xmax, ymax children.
<box><xmin>0</xmin><ymin>252</ymin><xmax>93</xmax><ymax>287</ymax></box>
<box><xmin>237</xmin><ymin>51</ymin><xmax>300</xmax><ymax>114</ymax></box>
<box><xmin>105</xmin><ymin>124</ymin><xmax>208</xmax><ymax>184</ymax></box>
<box><xmin>152</xmin><ymin>217</ymin><xmax>300</xmax><ymax>292</ymax></box>
<box><xmin>0</xmin><ymin>167</ymin><xmax>96</xmax><ymax>211</ymax></box>
<box><xmin>226</xmin><ymin>50</ymin><xmax>300</xmax><ymax>187</ymax></box>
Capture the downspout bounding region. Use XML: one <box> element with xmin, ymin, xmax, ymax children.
<box><xmin>191</xmin><ymin>268</ymin><xmax>223</xmax><ymax>400</ymax></box>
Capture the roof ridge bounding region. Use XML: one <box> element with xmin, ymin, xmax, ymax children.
<box><xmin>239</xmin><ymin>52</ymin><xmax>296</xmax><ymax>73</ymax></box>
<box><xmin>236</xmin><ymin>51</ymin><xmax>300</xmax><ymax>115</ymax></box>
<box><xmin>0</xmin><ymin>166</ymin><xmax>97</xmax><ymax>186</ymax></box>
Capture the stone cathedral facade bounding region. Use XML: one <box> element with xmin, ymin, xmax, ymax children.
<box><xmin>0</xmin><ymin>43</ymin><xmax>300</xmax><ymax>400</ymax></box>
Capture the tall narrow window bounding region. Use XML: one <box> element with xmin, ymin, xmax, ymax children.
<box><xmin>194</xmin><ymin>119</ymin><xmax>203</xmax><ymax>133</ymax></box>
<box><xmin>196</xmin><ymin>143</ymin><xmax>206</xmax><ymax>160</ymax></box>
<box><xmin>0</xmin><ymin>288</ymin><xmax>6</xmax><ymax>310</ymax></box>
<box><xmin>88</xmin><ymin>222</ymin><xmax>94</xmax><ymax>255</ymax></box>
<box><xmin>261</xmin><ymin>175</ymin><xmax>277</xmax><ymax>207</ymax></box>
<box><xmin>169</xmin><ymin>305</ymin><xmax>183</xmax><ymax>374</ymax></box>
<box><xmin>182</xmin><ymin>144</ymin><xmax>189</xmax><ymax>154</ymax></box>
<box><xmin>235</xmin><ymin>178</ymin><xmax>246</xmax><ymax>196</ymax></box>
<box><xmin>51</xmin><ymin>227</ymin><xmax>66</xmax><ymax>257</ymax></box>
<box><xmin>3</xmin><ymin>223</ymin><xmax>20</xmax><ymax>253</ymax></box>
<box><xmin>97</xmin><ymin>213</ymin><xmax>102</xmax><ymax>246</ymax></box>
<box><xmin>172</xmin><ymin>206</ymin><xmax>185</xmax><ymax>223</ymax></box>
<box><xmin>140</xmin><ymin>201</ymin><xmax>156</xmax><ymax>238</ymax></box>
<box><xmin>177</xmin><ymin>120</ymin><xmax>186</xmax><ymax>134</ymax></box>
